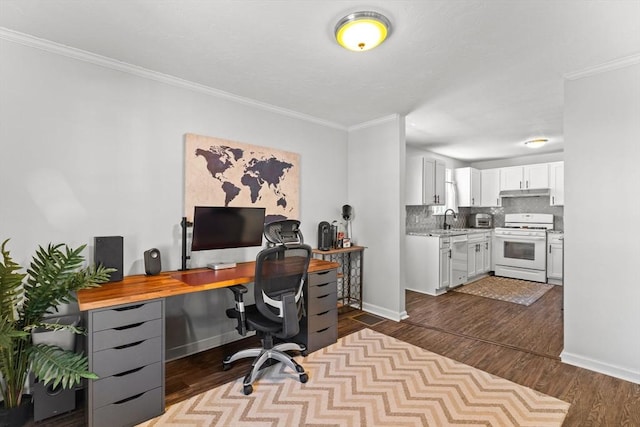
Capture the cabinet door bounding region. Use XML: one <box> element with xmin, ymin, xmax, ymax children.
<box><xmin>482</xmin><ymin>240</ymin><xmax>491</xmax><ymax>273</ymax></box>
<box><xmin>547</xmin><ymin>242</ymin><xmax>563</xmax><ymax>280</ymax></box>
<box><xmin>549</xmin><ymin>162</ymin><xmax>564</xmax><ymax>206</ymax></box>
<box><xmin>481</xmin><ymin>168</ymin><xmax>501</xmax><ymax>207</ymax></box>
<box><xmin>439</xmin><ymin>248</ymin><xmax>451</xmax><ymax>289</ymax></box>
<box><xmin>500</xmin><ymin>166</ymin><xmax>524</xmax><ymax>190</ymax></box>
<box><xmin>434</xmin><ymin>160</ymin><xmax>446</xmax><ymax>205</ymax></box>
<box><xmin>406</xmin><ymin>156</ymin><xmax>424</xmax><ymax>205</ymax></box>
<box><xmin>467</xmin><ymin>243</ymin><xmax>478</xmax><ymax>277</ymax></box>
<box><xmin>525</xmin><ymin>164</ymin><xmax>549</xmax><ymax>189</ymax></box>
<box><xmin>470</xmin><ymin>168</ymin><xmax>481</xmax><ymax>206</ymax></box>
<box><xmin>455</xmin><ymin>167</ymin><xmax>481</xmax><ymax>207</ymax></box>
<box><xmin>423</xmin><ymin>159</ymin><xmax>436</xmax><ymax>204</ymax></box>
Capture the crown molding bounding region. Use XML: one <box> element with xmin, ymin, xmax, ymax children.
<box><xmin>0</xmin><ymin>27</ymin><xmax>346</xmax><ymax>131</ymax></box>
<box><xmin>348</xmin><ymin>114</ymin><xmax>401</xmax><ymax>132</ymax></box>
<box><xmin>564</xmin><ymin>53</ymin><xmax>640</xmax><ymax>80</ymax></box>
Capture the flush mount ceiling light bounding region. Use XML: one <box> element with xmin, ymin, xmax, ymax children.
<box><xmin>524</xmin><ymin>138</ymin><xmax>548</xmax><ymax>148</ymax></box>
<box><xmin>335</xmin><ymin>11</ymin><xmax>391</xmax><ymax>52</ymax></box>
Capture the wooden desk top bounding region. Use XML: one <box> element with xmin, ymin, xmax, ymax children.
<box><xmin>77</xmin><ymin>258</ymin><xmax>340</xmax><ymax>311</ymax></box>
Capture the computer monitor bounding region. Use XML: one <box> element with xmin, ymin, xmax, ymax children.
<box><xmin>191</xmin><ymin>206</ymin><xmax>266</xmax><ymax>251</ymax></box>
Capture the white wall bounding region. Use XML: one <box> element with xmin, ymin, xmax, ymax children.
<box><xmin>0</xmin><ymin>38</ymin><xmax>348</xmax><ymax>272</ymax></box>
<box><xmin>347</xmin><ymin>115</ymin><xmax>407</xmax><ymax>321</ymax></box>
<box><xmin>562</xmin><ymin>60</ymin><xmax>640</xmax><ymax>384</ymax></box>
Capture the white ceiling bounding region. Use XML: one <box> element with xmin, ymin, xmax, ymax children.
<box><xmin>1</xmin><ymin>1</ymin><xmax>639</xmax><ymax>161</ymax></box>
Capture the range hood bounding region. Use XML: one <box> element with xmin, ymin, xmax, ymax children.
<box><xmin>499</xmin><ymin>188</ymin><xmax>550</xmax><ymax>198</ymax></box>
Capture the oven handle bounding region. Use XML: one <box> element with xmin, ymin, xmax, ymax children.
<box><xmin>494</xmin><ymin>236</ymin><xmax>547</xmax><ymax>242</ymax></box>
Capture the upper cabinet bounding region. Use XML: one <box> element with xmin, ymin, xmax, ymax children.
<box><xmin>454</xmin><ymin>167</ymin><xmax>481</xmax><ymax>207</ymax></box>
<box><xmin>549</xmin><ymin>161</ymin><xmax>564</xmax><ymax>206</ymax></box>
<box><xmin>500</xmin><ymin>164</ymin><xmax>549</xmax><ymax>190</ymax></box>
<box><xmin>406</xmin><ymin>157</ymin><xmax>445</xmax><ymax>205</ymax></box>
<box><xmin>480</xmin><ymin>168</ymin><xmax>501</xmax><ymax>207</ymax></box>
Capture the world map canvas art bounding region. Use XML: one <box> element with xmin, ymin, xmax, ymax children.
<box><xmin>184</xmin><ymin>133</ymin><xmax>300</xmax><ymax>223</ymax></box>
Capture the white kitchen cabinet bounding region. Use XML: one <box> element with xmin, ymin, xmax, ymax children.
<box><xmin>480</xmin><ymin>168</ymin><xmax>501</xmax><ymax>207</ymax></box>
<box><xmin>405</xmin><ymin>235</ymin><xmax>450</xmax><ymax>296</ymax></box>
<box><xmin>467</xmin><ymin>231</ymin><xmax>491</xmax><ymax>279</ymax></box>
<box><xmin>405</xmin><ymin>157</ymin><xmax>445</xmax><ymax>205</ymax></box>
<box><xmin>547</xmin><ymin>232</ymin><xmax>564</xmax><ymax>285</ymax></box>
<box><xmin>454</xmin><ymin>167</ymin><xmax>481</xmax><ymax>207</ymax></box>
<box><xmin>549</xmin><ymin>161</ymin><xmax>564</xmax><ymax>206</ymax></box>
<box><xmin>500</xmin><ymin>164</ymin><xmax>549</xmax><ymax>190</ymax></box>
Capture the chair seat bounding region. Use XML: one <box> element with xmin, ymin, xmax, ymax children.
<box><xmin>228</xmin><ymin>304</ymin><xmax>283</xmax><ymax>334</ymax></box>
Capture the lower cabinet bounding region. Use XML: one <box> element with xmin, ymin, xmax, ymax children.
<box><xmin>467</xmin><ymin>232</ymin><xmax>491</xmax><ymax>280</ymax></box>
<box><xmin>547</xmin><ymin>233</ymin><xmax>564</xmax><ymax>284</ymax></box>
<box><xmin>295</xmin><ymin>269</ymin><xmax>338</xmax><ymax>353</ymax></box>
<box><xmin>406</xmin><ymin>235</ymin><xmax>451</xmax><ymax>296</ymax></box>
<box><xmin>85</xmin><ymin>299</ymin><xmax>165</xmax><ymax>427</ymax></box>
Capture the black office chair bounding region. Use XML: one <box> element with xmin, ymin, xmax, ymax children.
<box><xmin>223</xmin><ymin>220</ymin><xmax>311</xmax><ymax>395</ymax></box>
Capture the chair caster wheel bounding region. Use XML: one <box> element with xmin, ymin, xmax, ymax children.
<box><xmin>299</xmin><ymin>373</ymin><xmax>308</xmax><ymax>383</ymax></box>
<box><xmin>222</xmin><ymin>363</ymin><xmax>231</xmax><ymax>371</ymax></box>
<box><xmin>243</xmin><ymin>384</ymin><xmax>253</xmax><ymax>395</ymax></box>
<box><xmin>295</xmin><ymin>364</ymin><xmax>305</xmax><ymax>373</ymax></box>
<box><xmin>301</xmin><ymin>351</ymin><xmax>308</xmax><ymax>357</ymax></box>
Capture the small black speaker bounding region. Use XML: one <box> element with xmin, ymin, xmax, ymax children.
<box><xmin>144</xmin><ymin>248</ymin><xmax>162</xmax><ymax>275</ymax></box>
<box><xmin>32</xmin><ymin>380</ymin><xmax>76</xmax><ymax>422</ymax></box>
<box><xmin>94</xmin><ymin>236</ymin><xmax>123</xmax><ymax>282</ymax></box>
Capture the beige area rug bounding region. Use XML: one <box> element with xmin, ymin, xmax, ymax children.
<box><xmin>138</xmin><ymin>329</ymin><xmax>569</xmax><ymax>427</ymax></box>
<box><xmin>454</xmin><ymin>275</ymin><xmax>554</xmax><ymax>306</ymax></box>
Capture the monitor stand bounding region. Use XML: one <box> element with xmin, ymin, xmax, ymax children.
<box><xmin>207</xmin><ymin>262</ymin><xmax>237</xmax><ymax>270</ymax></box>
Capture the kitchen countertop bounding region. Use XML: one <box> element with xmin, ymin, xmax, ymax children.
<box><xmin>407</xmin><ymin>228</ymin><xmax>493</xmax><ymax>237</ymax></box>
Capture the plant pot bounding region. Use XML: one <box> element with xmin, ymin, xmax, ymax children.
<box><xmin>0</xmin><ymin>395</ymin><xmax>32</xmax><ymax>427</ymax></box>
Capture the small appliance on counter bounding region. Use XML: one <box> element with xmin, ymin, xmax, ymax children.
<box><xmin>469</xmin><ymin>213</ymin><xmax>493</xmax><ymax>228</ymax></box>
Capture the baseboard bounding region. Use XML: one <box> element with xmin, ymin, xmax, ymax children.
<box><xmin>361</xmin><ymin>302</ymin><xmax>405</xmax><ymax>322</ymax></box>
<box><xmin>561</xmin><ymin>351</ymin><xmax>640</xmax><ymax>385</ymax></box>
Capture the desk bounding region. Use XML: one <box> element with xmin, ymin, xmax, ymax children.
<box><xmin>77</xmin><ymin>259</ymin><xmax>339</xmax><ymax>427</ymax></box>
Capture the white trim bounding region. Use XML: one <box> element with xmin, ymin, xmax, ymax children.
<box><xmin>361</xmin><ymin>301</ymin><xmax>405</xmax><ymax>322</ymax></box>
<box><xmin>0</xmin><ymin>26</ymin><xmax>346</xmax><ymax>131</ymax></box>
<box><xmin>564</xmin><ymin>53</ymin><xmax>640</xmax><ymax>80</ymax></box>
<box><xmin>561</xmin><ymin>350</ymin><xmax>640</xmax><ymax>385</ymax></box>
<box><xmin>348</xmin><ymin>114</ymin><xmax>400</xmax><ymax>132</ymax></box>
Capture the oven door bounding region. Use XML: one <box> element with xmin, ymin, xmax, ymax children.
<box><xmin>493</xmin><ymin>233</ymin><xmax>546</xmax><ymax>270</ymax></box>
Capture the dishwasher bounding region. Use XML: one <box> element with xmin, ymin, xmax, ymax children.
<box><xmin>450</xmin><ymin>234</ymin><xmax>468</xmax><ymax>287</ymax></box>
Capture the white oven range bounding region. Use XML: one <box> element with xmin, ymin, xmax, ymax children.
<box><xmin>493</xmin><ymin>213</ymin><xmax>553</xmax><ymax>283</ymax></box>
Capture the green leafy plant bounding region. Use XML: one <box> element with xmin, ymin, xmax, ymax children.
<box><xmin>0</xmin><ymin>239</ymin><xmax>113</xmax><ymax>409</ymax></box>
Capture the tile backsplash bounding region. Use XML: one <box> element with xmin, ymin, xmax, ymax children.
<box><xmin>406</xmin><ymin>196</ymin><xmax>564</xmax><ymax>233</ymax></box>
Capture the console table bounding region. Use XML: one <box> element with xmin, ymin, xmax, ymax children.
<box><xmin>312</xmin><ymin>246</ymin><xmax>364</xmax><ymax>311</ymax></box>
<box><xmin>77</xmin><ymin>259</ymin><xmax>339</xmax><ymax>427</ymax></box>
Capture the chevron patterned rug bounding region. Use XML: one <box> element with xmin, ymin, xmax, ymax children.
<box><xmin>138</xmin><ymin>329</ymin><xmax>569</xmax><ymax>426</ymax></box>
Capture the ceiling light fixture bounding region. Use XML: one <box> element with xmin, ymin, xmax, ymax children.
<box><xmin>335</xmin><ymin>11</ymin><xmax>391</xmax><ymax>52</ymax></box>
<box><xmin>524</xmin><ymin>138</ymin><xmax>548</xmax><ymax>148</ymax></box>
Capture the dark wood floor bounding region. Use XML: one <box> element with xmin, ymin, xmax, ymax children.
<box><xmin>31</xmin><ymin>284</ymin><xmax>639</xmax><ymax>426</ymax></box>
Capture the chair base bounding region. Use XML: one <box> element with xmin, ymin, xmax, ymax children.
<box><xmin>223</xmin><ymin>342</ymin><xmax>308</xmax><ymax>395</ymax></box>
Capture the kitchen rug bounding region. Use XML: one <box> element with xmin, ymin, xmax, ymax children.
<box><xmin>454</xmin><ymin>275</ymin><xmax>554</xmax><ymax>306</ymax></box>
<box><xmin>138</xmin><ymin>328</ymin><xmax>569</xmax><ymax>427</ymax></box>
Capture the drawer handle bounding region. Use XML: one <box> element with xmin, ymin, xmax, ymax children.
<box><xmin>113</xmin><ymin>304</ymin><xmax>144</xmax><ymax>312</ymax></box>
<box><xmin>316</xmin><ymin>327</ymin><xmax>330</xmax><ymax>333</ymax></box>
<box><xmin>113</xmin><ymin>392</ymin><xmax>145</xmax><ymax>405</ymax></box>
<box><xmin>113</xmin><ymin>366</ymin><xmax>145</xmax><ymax>377</ymax></box>
<box><xmin>113</xmin><ymin>322</ymin><xmax>144</xmax><ymax>331</ymax></box>
<box><xmin>317</xmin><ymin>294</ymin><xmax>331</xmax><ymax>299</ymax></box>
<box><xmin>316</xmin><ymin>282</ymin><xmax>331</xmax><ymax>288</ymax></box>
<box><xmin>316</xmin><ymin>310</ymin><xmax>330</xmax><ymax>316</ymax></box>
<box><xmin>316</xmin><ymin>271</ymin><xmax>331</xmax><ymax>275</ymax></box>
<box><xmin>114</xmin><ymin>340</ymin><xmax>144</xmax><ymax>350</ymax></box>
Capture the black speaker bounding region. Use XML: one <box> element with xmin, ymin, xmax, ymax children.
<box><xmin>342</xmin><ymin>204</ymin><xmax>353</xmax><ymax>221</ymax></box>
<box><xmin>144</xmin><ymin>248</ymin><xmax>162</xmax><ymax>275</ymax></box>
<box><xmin>317</xmin><ymin>221</ymin><xmax>332</xmax><ymax>251</ymax></box>
<box><xmin>32</xmin><ymin>380</ymin><xmax>76</xmax><ymax>422</ymax></box>
<box><xmin>94</xmin><ymin>236</ymin><xmax>123</xmax><ymax>282</ymax></box>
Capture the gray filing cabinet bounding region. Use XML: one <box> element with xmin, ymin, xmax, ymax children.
<box><xmin>295</xmin><ymin>269</ymin><xmax>338</xmax><ymax>353</ymax></box>
<box><xmin>85</xmin><ymin>299</ymin><xmax>165</xmax><ymax>427</ymax></box>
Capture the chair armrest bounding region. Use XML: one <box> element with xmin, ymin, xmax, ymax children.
<box><xmin>227</xmin><ymin>285</ymin><xmax>248</xmax><ymax>336</ymax></box>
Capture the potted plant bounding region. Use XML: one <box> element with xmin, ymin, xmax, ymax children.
<box><xmin>0</xmin><ymin>239</ymin><xmax>113</xmax><ymax>425</ymax></box>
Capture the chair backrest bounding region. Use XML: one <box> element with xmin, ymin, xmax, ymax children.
<box><xmin>253</xmin><ymin>243</ymin><xmax>312</xmax><ymax>336</ymax></box>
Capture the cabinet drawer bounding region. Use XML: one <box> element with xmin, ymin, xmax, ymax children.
<box><xmin>308</xmin><ymin>269</ymin><xmax>337</xmax><ymax>287</ymax></box>
<box><xmin>306</xmin><ymin>324</ymin><xmax>337</xmax><ymax>353</ymax></box>
<box><xmin>92</xmin><ymin>386</ymin><xmax>163</xmax><ymax>427</ymax></box>
<box><xmin>308</xmin><ymin>291</ymin><xmax>337</xmax><ymax>314</ymax></box>
<box><xmin>307</xmin><ymin>308</ymin><xmax>337</xmax><ymax>332</ymax></box>
<box><xmin>93</xmin><ymin>336</ymin><xmax>162</xmax><ymax>378</ymax></box>
<box><xmin>93</xmin><ymin>362</ymin><xmax>163</xmax><ymax>409</ymax></box>
<box><xmin>93</xmin><ymin>318</ymin><xmax>162</xmax><ymax>352</ymax></box>
<box><xmin>307</xmin><ymin>280</ymin><xmax>336</xmax><ymax>299</ymax></box>
<box><xmin>92</xmin><ymin>300</ymin><xmax>162</xmax><ymax>332</ymax></box>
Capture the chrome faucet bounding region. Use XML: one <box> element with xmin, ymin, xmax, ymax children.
<box><xmin>443</xmin><ymin>209</ymin><xmax>457</xmax><ymax>230</ymax></box>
